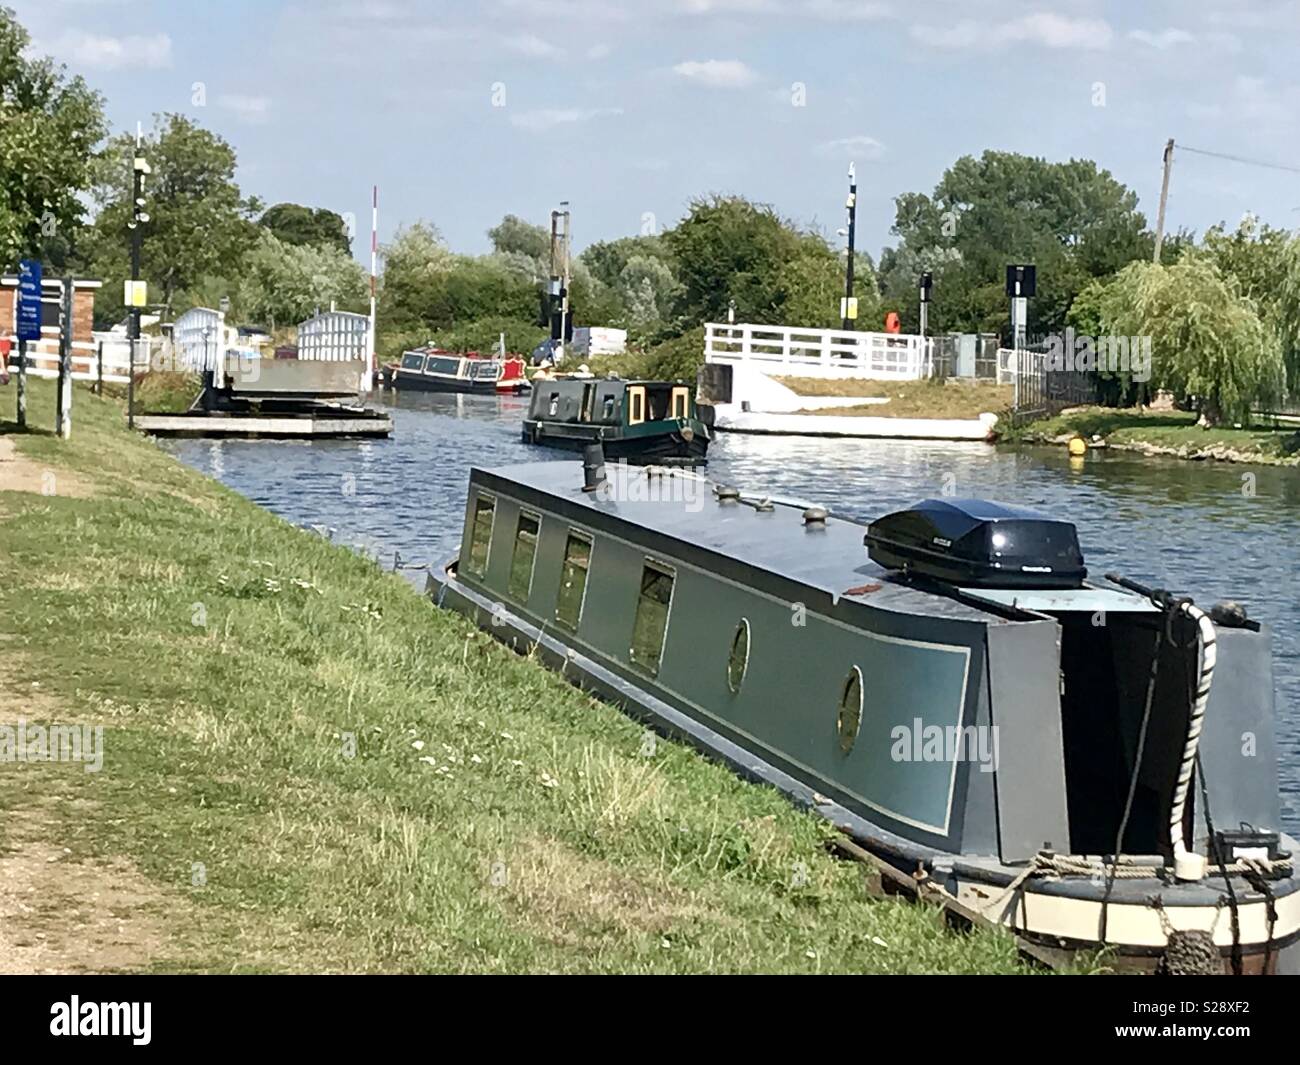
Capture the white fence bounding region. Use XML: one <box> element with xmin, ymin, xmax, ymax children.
<box><xmin>297</xmin><ymin>310</ymin><xmax>368</xmax><ymax>361</ymax></box>
<box><xmin>173</xmin><ymin>306</ymin><xmax>225</xmax><ymax>373</ymax></box>
<box><xmin>3</xmin><ymin>335</ymin><xmax>135</xmax><ymax>384</ymax></box>
<box><xmin>704</xmin><ymin>322</ymin><xmax>933</xmax><ymax>380</ymax></box>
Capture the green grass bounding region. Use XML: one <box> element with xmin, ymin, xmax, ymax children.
<box><xmin>0</xmin><ymin>377</ymin><xmax>1053</xmax><ymax>973</ymax></box>
<box><xmin>998</xmin><ymin>406</ymin><xmax>1300</xmax><ymax>465</ymax></box>
<box><xmin>775</xmin><ymin>377</ymin><xmax>1011</xmax><ymax>420</ymax></box>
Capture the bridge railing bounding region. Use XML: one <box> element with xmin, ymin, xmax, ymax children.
<box><xmin>704</xmin><ymin>322</ymin><xmax>932</xmax><ymax>380</ymax></box>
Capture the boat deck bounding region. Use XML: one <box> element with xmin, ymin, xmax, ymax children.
<box><xmin>480</xmin><ymin>460</ymin><xmax>1023</xmax><ymax>625</ymax></box>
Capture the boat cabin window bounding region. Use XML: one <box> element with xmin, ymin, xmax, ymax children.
<box><xmin>628</xmin><ymin>388</ymin><xmax>644</xmax><ymax>425</ymax></box>
<box><xmin>425</xmin><ymin>355</ymin><xmax>461</xmax><ymax>376</ymax></box>
<box><xmin>837</xmin><ymin>667</ymin><xmax>863</xmax><ymax>754</ymax></box>
<box><xmin>401</xmin><ymin>352</ymin><xmax>424</xmax><ymax>370</ymax></box>
<box><xmin>509</xmin><ymin>512</ymin><xmax>540</xmax><ymax>601</ymax></box>
<box><xmin>556</xmin><ymin>531</ymin><xmax>592</xmax><ymax>629</ymax></box>
<box><xmin>547</xmin><ymin>392</ymin><xmax>561</xmax><ymax>417</ymax></box>
<box><xmin>727</xmin><ymin>619</ymin><xmax>750</xmax><ymax>693</ymax></box>
<box><xmin>471</xmin><ymin>360</ymin><xmax>502</xmax><ymax>381</ymax></box>
<box><xmin>630</xmin><ymin>561</ymin><xmax>675</xmax><ymax>676</ymax></box>
<box><xmin>671</xmin><ymin>387</ymin><xmax>689</xmax><ymax>419</ymax></box>
<box><xmin>601</xmin><ymin>395</ymin><xmax>616</xmax><ymax>422</ymax></box>
<box><xmin>643</xmin><ymin>385</ymin><xmax>674</xmax><ymax>422</ymax></box>
<box><xmin>467</xmin><ymin>494</ymin><xmax>496</xmax><ymax>575</ymax></box>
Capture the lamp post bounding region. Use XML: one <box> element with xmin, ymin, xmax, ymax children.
<box><xmin>126</xmin><ymin>151</ymin><xmax>151</xmax><ymax>429</ymax></box>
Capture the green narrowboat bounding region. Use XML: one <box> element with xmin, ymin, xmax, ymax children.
<box><xmin>522</xmin><ymin>378</ymin><xmax>709</xmax><ymax>464</ymax></box>
<box><xmin>428</xmin><ymin>455</ymin><xmax>1300</xmax><ymax>974</ymax></box>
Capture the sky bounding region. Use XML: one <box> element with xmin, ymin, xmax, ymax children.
<box><xmin>13</xmin><ymin>0</ymin><xmax>1300</xmax><ymax>264</ymax></box>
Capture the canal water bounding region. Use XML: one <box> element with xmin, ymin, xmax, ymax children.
<box><xmin>161</xmin><ymin>391</ymin><xmax>1300</xmax><ymax>835</ymax></box>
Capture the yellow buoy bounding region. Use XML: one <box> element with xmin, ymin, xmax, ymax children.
<box><xmin>1067</xmin><ymin>436</ymin><xmax>1088</xmax><ymax>457</ymax></box>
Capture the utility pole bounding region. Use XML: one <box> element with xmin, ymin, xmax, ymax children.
<box><xmin>126</xmin><ymin>145</ymin><xmax>151</xmax><ymax>429</ymax></box>
<box><xmin>841</xmin><ymin>162</ymin><xmax>857</xmax><ymax>331</ymax></box>
<box><xmin>1153</xmin><ymin>138</ymin><xmax>1175</xmax><ymax>264</ymax></box>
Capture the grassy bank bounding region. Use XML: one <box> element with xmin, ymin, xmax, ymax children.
<box><xmin>0</xmin><ymin>378</ymin><xmax>1042</xmax><ymax>974</ymax></box>
<box><xmin>775</xmin><ymin>377</ymin><xmax>1010</xmax><ymax>420</ymax></box>
<box><xmin>998</xmin><ymin>406</ymin><xmax>1300</xmax><ymax>466</ymax></box>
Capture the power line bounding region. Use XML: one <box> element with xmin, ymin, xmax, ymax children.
<box><xmin>1177</xmin><ymin>144</ymin><xmax>1300</xmax><ymax>176</ymax></box>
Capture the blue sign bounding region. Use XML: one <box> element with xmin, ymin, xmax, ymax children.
<box><xmin>17</xmin><ymin>259</ymin><xmax>43</xmax><ymax>342</ymax></box>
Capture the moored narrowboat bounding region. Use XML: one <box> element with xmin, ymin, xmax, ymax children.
<box><xmin>429</xmin><ymin>456</ymin><xmax>1300</xmax><ymax>973</ymax></box>
<box><xmin>384</xmin><ymin>347</ymin><xmax>530</xmax><ymax>394</ymax></box>
<box><xmin>522</xmin><ymin>378</ymin><xmax>709</xmax><ymax>464</ymax></box>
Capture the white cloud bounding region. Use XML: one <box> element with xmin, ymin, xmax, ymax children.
<box><xmin>913</xmin><ymin>13</ymin><xmax>1113</xmax><ymax>51</ymax></box>
<box><xmin>802</xmin><ymin>0</ymin><xmax>890</xmax><ymax>21</ymax></box>
<box><xmin>509</xmin><ymin>106</ymin><xmax>624</xmax><ymax>132</ymax></box>
<box><xmin>587</xmin><ymin>42</ymin><xmax>611</xmax><ymax>59</ymax></box>
<box><xmin>38</xmin><ymin>29</ymin><xmax>173</xmax><ymax>70</ymax></box>
<box><xmin>216</xmin><ymin>94</ymin><xmax>271</xmax><ymax>124</ymax></box>
<box><xmin>672</xmin><ymin>58</ymin><xmax>758</xmax><ymax>87</ymax></box>
<box><xmin>505</xmin><ymin>33</ymin><xmax>560</xmax><ymax>57</ymax></box>
<box><xmin>1129</xmin><ymin>28</ymin><xmax>1195</xmax><ymax>50</ymax></box>
<box><xmin>817</xmin><ymin>134</ymin><xmax>884</xmax><ymax>159</ymax></box>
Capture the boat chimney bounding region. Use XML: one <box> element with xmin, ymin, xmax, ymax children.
<box><xmin>582</xmin><ymin>443</ymin><xmax>607</xmax><ymax>493</ymax></box>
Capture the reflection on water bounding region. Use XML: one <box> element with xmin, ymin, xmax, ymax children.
<box><xmin>161</xmin><ymin>391</ymin><xmax>1300</xmax><ymax>834</ymax></box>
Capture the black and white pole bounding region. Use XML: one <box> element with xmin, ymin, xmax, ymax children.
<box><xmin>841</xmin><ymin>162</ymin><xmax>857</xmax><ymax>332</ymax></box>
<box><xmin>55</xmin><ymin>276</ymin><xmax>73</xmax><ymax>439</ymax></box>
<box><xmin>126</xmin><ymin>149</ymin><xmax>151</xmax><ymax>430</ymax></box>
<box><xmin>919</xmin><ymin>271</ymin><xmax>932</xmax><ymax>374</ymax></box>
<box><xmin>1006</xmin><ymin>264</ymin><xmax>1036</xmax><ymax>409</ymax></box>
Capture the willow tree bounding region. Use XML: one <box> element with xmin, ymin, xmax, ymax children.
<box><xmin>1098</xmin><ymin>260</ymin><xmax>1284</xmax><ymax>426</ymax></box>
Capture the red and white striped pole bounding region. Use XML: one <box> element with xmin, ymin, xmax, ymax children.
<box><xmin>368</xmin><ymin>184</ymin><xmax>378</xmax><ymax>390</ymax></box>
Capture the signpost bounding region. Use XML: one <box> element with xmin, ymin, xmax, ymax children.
<box><xmin>16</xmin><ymin>259</ymin><xmax>42</xmax><ymax>429</ymax></box>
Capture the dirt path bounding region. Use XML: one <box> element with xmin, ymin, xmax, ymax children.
<box><xmin>0</xmin><ymin>435</ymin><xmax>92</xmax><ymax>497</ymax></box>
<box><xmin>0</xmin><ymin>656</ymin><xmax>182</xmax><ymax>974</ymax></box>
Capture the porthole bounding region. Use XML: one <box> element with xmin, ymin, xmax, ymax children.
<box><xmin>837</xmin><ymin>666</ymin><xmax>863</xmax><ymax>754</ymax></box>
<box><xmin>726</xmin><ymin>619</ymin><xmax>750</xmax><ymax>694</ymax></box>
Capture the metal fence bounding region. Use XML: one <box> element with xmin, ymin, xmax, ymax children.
<box><xmin>704</xmin><ymin>321</ymin><xmax>933</xmax><ymax>380</ymax></box>
<box><xmin>998</xmin><ymin>337</ymin><xmax>1099</xmax><ymax>422</ymax></box>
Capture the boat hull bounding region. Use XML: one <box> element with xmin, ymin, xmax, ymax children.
<box><xmin>389</xmin><ymin>370</ymin><xmax>500</xmax><ymax>394</ymax></box>
<box><xmin>428</xmin><ymin>561</ymin><xmax>1300</xmax><ymax>973</ymax></box>
<box><xmin>522</xmin><ymin>418</ymin><xmax>709</xmax><ymax>464</ymax></box>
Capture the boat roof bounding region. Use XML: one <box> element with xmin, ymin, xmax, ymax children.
<box><xmin>475</xmin><ymin>461</ymin><xmax>1025</xmax><ymax>624</ymax></box>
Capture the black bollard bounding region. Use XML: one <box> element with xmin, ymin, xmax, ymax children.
<box><xmin>582</xmin><ymin>442</ymin><xmax>606</xmax><ymax>493</ymax></box>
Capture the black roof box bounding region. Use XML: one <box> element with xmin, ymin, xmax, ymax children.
<box><xmin>865</xmin><ymin>498</ymin><xmax>1087</xmax><ymax>589</ymax></box>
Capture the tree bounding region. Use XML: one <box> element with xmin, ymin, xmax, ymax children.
<box><xmin>881</xmin><ymin>151</ymin><xmax>1151</xmax><ymax>336</ymax></box>
<box><xmin>238</xmin><ymin>230</ymin><xmax>366</xmax><ymax>329</ymax></box>
<box><xmin>488</xmin><ymin>214</ymin><xmax>550</xmax><ymax>262</ymax></box>
<box><xmin>0</xmin><ymin>7</ymin><xmax>107</xmax><ymax>268</ymax></box>
<box><xmin>663</xmin><ymin>195</ymin><xmax>847</xmax><ymax>325</ymax></box>
<box><xmin>1098</xmin><ymin>260</ymin><xmax>1284</xmax><ymax>426</ymax></box>
<box><xmin>260</xmin><ymin>202</ymin><xmax>351</xmax><ymax>255</ymax></box>
<box><xmin>88</xmin><ymin>113</ymin><xmax>259</xmax><ymax>320</ymax></box>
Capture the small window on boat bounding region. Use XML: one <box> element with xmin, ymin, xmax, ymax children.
<box><xmin>837</xmin><ymin>666</ymin><xmax>863</xmax><ymax>754</ymax></box>
<box><xmin>401</xmin><ymin>352</ymin><xmax>424</xmax><ymax>370</ymax></box>
<box><xmin>601</xmin><ymin>395</ymin><xmax>616</xmax><ymax>421</ymax></box>
<box><xmin>630</xmin><ymin>561</ymin><xmax>675</xmax><ymax>676</ymax></box>
<box><xmin>425</xmin><ymin>355</ymin><xmax>461</xmax><ymax>376</ymax></box>
<box><xmin>509</xmin><ymin>511</ymin><xmax>540</xmax><ymax>601</ymax></box>
<box><xmin>468</xmin><ymin>494</ymin><xmax>496</xmax><ymax>575</ymax></box>
<box><xmin>628</xmin><ymin>389</ymin><xmax>644</xmax><ymax>424</ymax></box>
<box><xmin>727</xmin><ymin>619</ymin><xmax>750</xmax><ymax>694</ymax></box>
<box><xmin>547</xmin><ymin>392</ymin><xmax>561</xmax><ymax>417</ymax></box>
<box><xmin>556</xmin><ymin>531</ymin><xmax>593</xmax><ymax>629</ymax></box>
<box><xmin>671</xmin><ymin>388</ymin><xmax>689</xmax><ymax>419</ymax></box>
